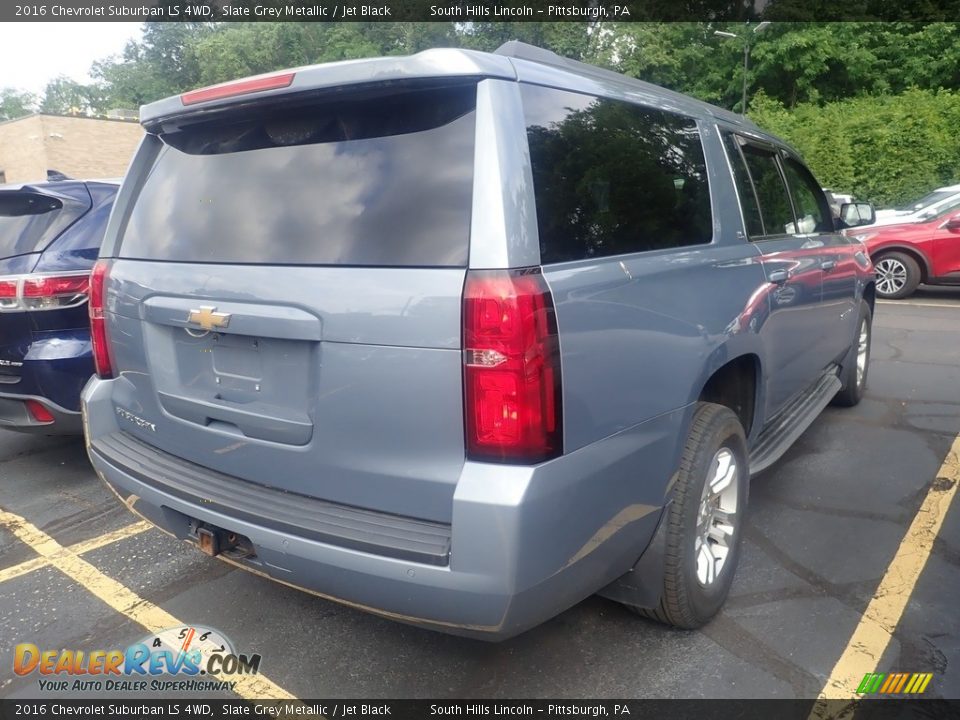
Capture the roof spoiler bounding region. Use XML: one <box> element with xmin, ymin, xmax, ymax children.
<box><xmin>139</xmin><ymin>49</ymin><xmax>515</xmax><ymax>134</ymax></box>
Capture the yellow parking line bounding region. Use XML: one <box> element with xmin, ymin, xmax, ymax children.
<box><xmin>0</xmin><ymin>555</ymin><xmax>48</xmax><ymax>584</ymax></box>
<box><xmin>0</xmin><ymin>520</ymin><xmax>152</xmax><ymax>584</ymax></box>
<box><xmin>810</xmin><ymin>434</ymin><xmax>960</xmax><ymax>712</ymax></box>
<box><xmin>0</xmin><ymin>507</ymin><xmax>297</xmax><ymax>701</ymax></box>
<box><xmin>71</xmin><ymin>520</ymin><xmax>154</xmax><ymax>554</ymax></box>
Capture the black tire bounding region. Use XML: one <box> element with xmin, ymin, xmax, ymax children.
<box><xmin>632</xmin><ymin>402</ymin><xmax>748</xmax><ymax>629</ymax></box>
<box><xmin>874</xmin><ymin>251</ymin><xmax>920</xmax><ymax>299</ymax></box>
<box><xmin>832</xmin><ymin>301</ymin><xmax>872</xmax><ymax>407</ymax></box>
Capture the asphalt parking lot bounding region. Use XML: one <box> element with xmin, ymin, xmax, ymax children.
<box><xmin>1</xmin><ymin>287</ymin><xmax>958</xmax><ymax>702</ymax></box>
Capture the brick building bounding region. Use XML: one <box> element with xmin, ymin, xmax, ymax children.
<box><xmin>0</xmin><ymin>114</ymin><xmax>143</xmax><ymax>185</ymax></box>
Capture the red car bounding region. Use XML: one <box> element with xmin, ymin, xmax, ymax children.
<box><xmin>850</xmin><ymin>205</ymin><xmax>960</xmax><ymax>298</ymax></box>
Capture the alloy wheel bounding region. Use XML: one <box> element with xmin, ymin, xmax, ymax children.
<box><xmin>694</xmin><ymin>448</ymin><xmax>739</xmax><ymax>586</ymax></box>
<box><xmin>875</xmin><ymin>258</ymin><xmax>907</xmax><ymax>296</ymax></box>
<box><xmin>856</xmin><ymin>319</ymin><xmax>869</xmax><ymax>389</ymax></box>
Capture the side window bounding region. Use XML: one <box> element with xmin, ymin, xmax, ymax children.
<box><xmin>782</xmin><ymin>158</ymin><xmax>832</xmax><ymax>233</ymax></box>
<box><xmin>739</xmin><ymin>144</ymin><xmax>796</xmax><ymax>237</ymax></box>
<box><xmin>521</xmin><ymin>84</ymin><xmax>713</xmax><ymax>264</ymax></box>
<box><xmin>722</xmin><ymin>134</ymin><xmax>765</xmax><ymax>237</ymax></box>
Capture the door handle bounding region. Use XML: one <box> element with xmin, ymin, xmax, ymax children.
<box><xmin>821</xmin><ymin>259</ymin><xmax>837</xmax><ymax>271</ymax></box>
<box><xmin>768</xmin><ymin>269</ymin><xmax>789</xmax><ymax>284</ymax></box>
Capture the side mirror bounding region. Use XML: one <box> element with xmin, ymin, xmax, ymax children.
<box><xmin>839</xmin><ymin>202</ymin><xmax>875</xmax><ymax>229</ymax></box>
<box><xmin>942</xmin><ymin>216</ymin><xmax>960</xmax><ymax>232</ymax></box>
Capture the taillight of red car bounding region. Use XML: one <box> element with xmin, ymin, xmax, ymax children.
<box><xmin>88</xmin><ymin>260</ymin><xmax>114</xmax><ymax>379</ymax></box>
<box><xmin>463</xmin><ymin>268</ymin><xmax>562</xmax><ymax>464</ymax></box>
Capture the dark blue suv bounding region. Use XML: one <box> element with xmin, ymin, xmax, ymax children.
<box><xmin>0</xmin><ymin>179</ymin><xmax>119</xmax><ymax>434</ymax></box>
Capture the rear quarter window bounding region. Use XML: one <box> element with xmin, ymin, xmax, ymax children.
<box><xmin>118</xmin><ymin>83</ymin><xmax>477</xmax><ymax>267</ymax></box>
<box><xmin>520</xmin><ymin>84</ymin><xmax>713</xmax><ymax>264</ymax></box>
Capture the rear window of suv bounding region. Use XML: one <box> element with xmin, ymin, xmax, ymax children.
<box><xmin>0</xmin><ymin>190</ymin><xmax>86</xmax><ymax>260</ymax></box>
<box><xmin>118</xmin><ymin>83</ymin><xmax>477</xmax><ymax>267</ymax></box>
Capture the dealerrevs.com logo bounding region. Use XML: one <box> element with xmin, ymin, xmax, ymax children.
<box><xmin>14</xmin><ymin>625</ymin><xmax>261</xmax><ymax>693</ymax></box>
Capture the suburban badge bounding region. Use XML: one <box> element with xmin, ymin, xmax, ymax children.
<box><xmin>115</xmin><ymin>407</ymin><xmax>156</xmax><ymax>432</ymax></box>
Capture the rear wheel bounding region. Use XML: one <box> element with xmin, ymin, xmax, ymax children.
<box><xmin>631</xmin><ymin>402</ymin><xmax>748</xmax><ymax>629</ymax></box>
<box><xmin>874</xmin><ymin>252</ymin><xmax>920</xmax><ymax>299</ymax></box>
<box><xmin>832</xmin><ymin>301</ymin><xmax>872</xmax><ymax>407</ymax></box>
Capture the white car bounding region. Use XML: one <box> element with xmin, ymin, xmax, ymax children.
<box><xmin>872</xmin><ymin>183</ymin><xmax>960</xmax><ymax>226</ymax></box>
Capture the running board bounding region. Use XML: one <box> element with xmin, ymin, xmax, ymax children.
<box><xmin>749</xmin><ymin>370</ymin><xmax>842</xmax><ymax>476</ymax></box>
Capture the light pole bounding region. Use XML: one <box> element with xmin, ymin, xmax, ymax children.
<box><xmin>715</xmin><ymin>21</ymin><xmax>770</xmax><ymax>114</ymax></box>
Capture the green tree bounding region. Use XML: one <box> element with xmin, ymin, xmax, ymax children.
<box><xmin>190</xmin><ymin>24</ymin><xmax>319</xmax><ymax>84</ymax></box>
<box><xmin>40</xmin><ymin>77</ymin><xmax>101</xmax><ymax>115</ymax></box>
<box><xmin>457</xmin><ymin>22</ymin><xmax>593</xmax><ymax>58</ymax></box>
<box><xmin>187</xmin><ymin>22</ymin><xmax>464</xmax><ymax>87</ymax></box>
<box><xmin>91</xmin><ymin>22</ymin><xmax>216</xmax><ymax>108</ymax></box>
<box><xmin>578</xmin><ymin>22</ymin><xmax>960</xmax><ymax>110</ymax></box>
<box><xmin>0</xmin><ymin>88</ymin><xmax>36</xmax><ymax>120</ymax></box>
<box><xmin>590</xmin><ymin>23</ymin><xmax>734</xmax><ymax>104</ymax></box>
<box><xmin>750</xmin><ymin>88</ymin><xmax>960</xmax><ymax>206</ymax></box>
<box><xmin>741</xmin><ymin>23</ymin><xmax>960</xmax><ymax>108</ymax></box>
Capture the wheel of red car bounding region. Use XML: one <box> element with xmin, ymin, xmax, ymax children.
<box><xmin>874</xmin><ymin>252</ymin><xmax>921</xmax><ymax>299</ymax></box>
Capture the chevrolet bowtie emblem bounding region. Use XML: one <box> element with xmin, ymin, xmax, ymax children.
<box><xmin>187</xmin><ymin>306</ymin><xmax>231</xmax><ymax>331</ymax></box>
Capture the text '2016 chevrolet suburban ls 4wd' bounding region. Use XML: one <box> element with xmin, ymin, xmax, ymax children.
<box><xmin>82</xmin><ymin>42</ymin><xmax>877</xmax><ymax>640</ymax></box>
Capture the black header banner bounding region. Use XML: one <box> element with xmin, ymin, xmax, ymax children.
<box><xmin>1</xmin><ymin>699</ymin><xmax>959</xmax><ymax>720</ymax></box>
<box><xmin>3</xmin><ymin>0</ymin><xmax>960</xmax><ymax>22</ymax></box>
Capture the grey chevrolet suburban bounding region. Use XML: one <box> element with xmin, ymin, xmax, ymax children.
<box><xmin>82</xmin><ymin>42</ymin><xmax>877</xmax><ymax>640</ymax></box>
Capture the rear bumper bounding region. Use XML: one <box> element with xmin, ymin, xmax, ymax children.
<box><xmin>0</xmin><ymin>393</ymin><xmax>82</xmax><ymax>434</ymax></box>
<box><xmin>0</xmin><ymin>328</ymin><xmax>93</xmax><ymax>433</ymax></box>
<box><xmin>83</xmin><ymin>376</ymin><xmax>685</xmax><ymax>640</ymax></box>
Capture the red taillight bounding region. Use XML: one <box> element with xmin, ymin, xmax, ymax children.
<box><xmin>22</xmin><ymin>275</ymin><xmax>88</xmax><ymax>297</ymax></box>
<box><xmin>463</xmin><ymin>269</ymin><xmax>562</xmax><ymax>463</ymax></box>
<box><xmin>25</xmin><ymin>400</ymin><xmax>54</xmax><ymax>424</ymax></box>
<box><xmin>89</xmin><ymin>261</ymin><xmax>114</xmax><ymax>379</ymax></box>
<box><xmin>181</xmin><ymin>72</ymin><xmax>296</xmax><ymax>106</ymax></box>
<box><xmin>0</xmin><ymin>272</ymin><xmax>90</xmax><ymax>311</ymax></box>
<box><xmin>0</xmin><ymin>279</ymin><xmax>16</xmax><ymax>309</ymax></box>
<box><xmin>21</xmin><ymin>274</ymin><xmax>89</xmax><ymax>310</ymax></box>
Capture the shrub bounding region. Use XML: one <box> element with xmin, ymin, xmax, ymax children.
<box><xmin>749</xmin><ymin>88</ymin><xmax>960</xmax><ymax>207</ymax></box>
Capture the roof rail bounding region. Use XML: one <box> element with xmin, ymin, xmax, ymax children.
<box><xmin>494</xmin><ymin>41</ymin><xmax>624</xmax><ymax>84</ymax></box>
<box><xmin>495</xmin><ymin>41</ymin><xmax>565</xmax><ymax>63</ymax></box>
<box><xmin>494</xmin><ymin>40</ymin><xmax>755</xmax><ymax>129</ymax></box>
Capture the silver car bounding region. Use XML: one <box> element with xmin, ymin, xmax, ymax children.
<box><xmin>83</xmin><ymin>42</ymin><xmax>876</xmax><ymax>639</ymax></box>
